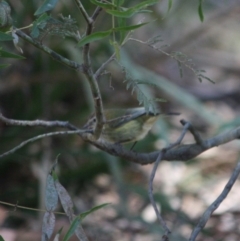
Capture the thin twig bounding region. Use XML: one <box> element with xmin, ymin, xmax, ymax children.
<box><xmin>82</xmin><ymin>6</ymin><xmax>105</xmax><ymax>141</ymax></box>
<box><xmin>14</xmin><ymin>29</ymin><xmax>82</xmax><ymax>71</ymax></box>
<box><xmin>148</xmin><ymin>151</ymin><xmax>171</xmax><ymax>236</ymax></box>
<box><xmin>128</xmin><ymin>38</ymin><xmax>213</xmax><ymax>82</ymax></box>
<box><xmin>0</xmin><ymin>200</ymin><xmax>65</xmax><ymax>215</ymax></box>
<box><xmin>0</xmin><ymin>130</ymin><xmax>87</xmax><ymax>159</ymax></box>
<box><xmin>180</xmin><ymin>119</ymin><xmax>205</xmax><ymax>146</ymax></box>
<box><xmin>92</xmin><ymin>6</ymin><xmax>103</xmax><ymax>21</ymax></box>
<box><xmin>0</xmin><ymin>113</ymin><xmax>78</xmax><ymax>130</ymax></box>
<box><xmin>148</xmin><ymin>122</ymin><xmax>190</xmax><ymax>238</ymax></box>
<box><xmin>94</xmin><ymin>53</ymin><xmax>116</xmax><ymax>79</ymax></box>
<box><xmin>84</xmin><ymin>122</ymin><xmax>240</xmax><ymax>164</ymax></box>
<box><xmin>189</xmin><ymin>160</ymin><xmax>240</xmax><ymax>241</ymax></box>
<box><xmin>74</xmin><ymin>0</ymin><xmax>92</xmax><ymax>24</ymax></box>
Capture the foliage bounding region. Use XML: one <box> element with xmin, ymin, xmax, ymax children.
<box><xmin>0</xmin><ymin>1</ymin><xmax>239</xmax><ymax>241</ymax></box>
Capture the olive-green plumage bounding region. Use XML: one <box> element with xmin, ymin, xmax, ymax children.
<box><xmin>83</xmin><ymin>107</ymin><xmax>161</xmax><ymax>144</ymax></box>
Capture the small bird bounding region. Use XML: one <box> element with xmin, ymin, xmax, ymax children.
<box><xmin>83</xmin><ymin>107</ymin><xmax>178</xmax><ymax>144</ymax></box>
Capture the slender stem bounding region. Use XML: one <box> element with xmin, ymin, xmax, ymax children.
<box><xmin>92</xmin><ymin>6</ymin><xmax>102</xmax><ymax>21</ymax></box>
<box><xmin>148</xmin><ymin>122</ymin><xmax>190</xmax><ymax>238</ymax></box>
<box><xmin>0</xmin><ymin>200</ymin><xmax>65</xmax><ymax>215</ymax></box>
<box><xmin>82</xmin><ymin>6</ymin><xmax>105</xmax><ymax>140</ymax></box>
<box><xmin>0</xmin><ymin>113</ymin><xmax>78</xmax><ymax>130</ymax></box>
<box><xmin>94</xmin><ymin>53</ymin><xmax>116</xmax><ymax>79</ymax></box>
<box><xmin>189</xmin><ymin>161</ymin><xmax>240</xmax><ymax>241</ymax></box>
<box><xmin>14</xmin><ymin>28</ymin><xmax>83</xmax><ymax>71</ymax></box>
<box><xmin>74</xmin><ymin>0</ymin><xmax>92</xmax><ymax>24</ymax></box>
<box><xmin>0</xmin><ymin>130</ymin><xmax>87</xmax><ymax>159</ymax></box>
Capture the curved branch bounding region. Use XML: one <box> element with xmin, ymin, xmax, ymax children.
<box><xmin>1</xmin><ymin>113</ymin><xmax>240</xmax><ymax>165</ymax></box>
<box><xmin>14</xmin><ymin>29</ymin><xmax>83</xmax><ymax>71</ymax></box>
<box><xmin>0</xmin><ymin>113</ymin><xmax>78</xmax><ymax>130</ymax></box>
<box><xmin>189</xmin><ymin>160</ymin><xmax>240</xmax><ymax>241</ymax></box>
<box><xmin>85</xmin><ymin>124</ymin><xmax>240</xmax><ymax>165</ymax></box>
<box><xmin>0</xmin><ymin>130</ymin><xmax>87</xmax><ymax>159</ymax></box>
<box><xmin>74</xmin><ymin>0</ymin><xmax>92</xmax><ymax>24</ymax></box>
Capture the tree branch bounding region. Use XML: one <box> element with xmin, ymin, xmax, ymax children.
<box><xmin>189</xmin><ymin>160</ymin><xmax>240</xmax><ymax>241</ymax></box>
<box><xmin>0</xmin><ymin>113</ymin><xmax>78</xmax><ymax>130</ymax></box>
<box><xmin>94</xmin><ymin>53</ymin><xmax>116</xmax><ymax>80</ymax></box>
<box><xmin>14</xmin><ymin>28</ymin><xmax>83</xmax><ymax>71</ymax></box>
<box><xmin>74</xmin><ymin>0</ymin><xmax>92</xmax><ymax>24</ymax></box>
<box><xmin>86</xmin><ymin>122</ymin><xmax>240</xmax><ymax>164</ymax></box>
<box><xmin>1</xmin><ymin>113</ymin><xmax>240</xmax><ymax>165</ymax></box>
<box><xmin>0</xmin><ymin>130</ymin><xmax>87</xmax><ymax>159</ymax></box>
<box><xmin>81</xmin><ymin>6</ymin><xmax>105</xmax><ymax>141</ymax></box>
<box><xmin>148</xmin><ymin>121</ymin><xmax>190</xmax><ymax>238</ymax></box>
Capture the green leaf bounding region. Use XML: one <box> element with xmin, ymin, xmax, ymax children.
<box><xmin>167</xmin><ymin>0</ymin><xmax>173</xmax><ymax>13</ymax></box>
<box><xmin>90</xmin><ymin>0</ymin><xmax>117</xmax><ymax>9</ymax></box>
<box><xmin>77</xmin><ymin>22</ymin><xmax>149</xmax><ymax>47</ymax></box>
<box><xmin>198</xmin><ymin>0</ymin><xmax>204</xmax><ymax>22</ymax></box>
<box><xmin>113</xmin><ymin>22</ymin><xmax>149</xmax><ymax>32</ymax></box>
<box><xmin>106</xmin><ymin>0</ymin><xmax>158</xmax><ymax>18</ymax></box>
<box><xmin>0</xmin><ymin>235</ymin><xmax>5</xmax><ymax>241</ymax></box>
<box><xmin>78</xmin><ymin>30</ymin><xmax>112</xmax><ymax>47</ymax></box>
<box><xmin>0</xmin><ymin>49</ymin><xmax>25</xmax><ymax>59</ymax></box>
<box><xmin>62</xmin><ymin>217</ymin><xmax>81</xmax><ymax>241</ymax></box>
<box><xmin>34</xmin><ymin>0</ymin><xmax>59</xmax><ymax>16</ymax></box>
<box><xmin>79</xmin><ymin>203</ymin><xmax>110</xmax><ymax>221</ymax></box>
<box><xmin>31</xmin><ymin>13</ymin><xmax>50</xmax><ymax>38</ymax></box>
<box><xmin>0</xmin><ymin>31</ymin><xmax>13</xmax><ymax>41</ymax></box>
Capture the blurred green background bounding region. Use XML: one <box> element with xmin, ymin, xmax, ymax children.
<box><xmin>1</xmin><ymin>1</ymin><xmax>240</xmax><ymax>240</ymax></box>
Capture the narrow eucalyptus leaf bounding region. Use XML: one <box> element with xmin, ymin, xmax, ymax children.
<box><xmin>0</xmin><ymin>235</ymin><xmax>5</xmax><ymax>241</ymax></box>
<box><xmin>35</xmin><ymin>0</ymin><xmax>59</xmax><ymax>16</ymax></box>
<box><xmin>79</xmin><ymin>203</ymin><xmax>110</xmax><ymax>221</ymax></box>
<box><xmin>0</xmin><ymin>31</ymin><xmax>13</xmax><ymax>41</ymax></box>
<box><xmin>0</xmin><ymin>49</ymin><xmax>25</xmax><ymax>59</ymax></box>
<box><xmin>62</xmin><ymin>217</ymin><xmax>81</xmax><ymax>241</ymax></box>
<box><xmin>198</xmin><ymin>0</ymin><xmax>204</xmax><ymax>22</ymax></box>
<box><xmin>45</xmin><ymin>174</ymin><xmax>58</xmax><ymax>211</ymax></box>
<box><xmin>90</xmin><ymin>0</ymin><xmax>116</xmax><ymax>9</ymax></box>
<box><xmin>78</xmin><ymin>30</ymin><xmax>111</xmax><ymax>47</ymax></box>
<box><xmin>42</xmin><ymin>212</ymin><xmax>56</xmax><ymax>240</ymax></box>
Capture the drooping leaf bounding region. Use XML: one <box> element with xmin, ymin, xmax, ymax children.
<box><xmin>79</xmin><ymin>203</ymin><xmax>110</xmax><ymax>221</ymax></box>
<box><xmin>198</xmin><ymin>0</ymin><xmax>204</xmax><ymax>22</ymax></box>
<box><xmin>55</xmin><ymin>179</ymin><xmax>74</xmax><ymax>219</ymax></box>
<box><xmin>0</xmin><ymin>49</ymin><xmax>25</xmax><ymax>59</ymax></box>
<box><xmin>90</xmin><ymin>0</ymin><xmax>117</xmax><ymax>9</ymax></box>
<box><xmin>35</xmin><ymin>0</ymin><xmax>59</xmax><ymax>16</ymax></box>
<box><xmin>62</xmin><ymin>217</ymin><xmax>81</xmax><ymax>241</ymax></box>
<box><xmin>0</xmin><ymin>235</ymin><xmax>5</xmax><ymax>241</ymax></box>
<box><xmin>167</xmin><ymin>0</ymin><xmax>173</xmax><ymax>13</ymax></box>
<box><xmin>106</xmin><ymin>0</ymin><xmax>158</xmax><ymax>18</ymax></box>
<box><xmin>113</xmin><ymin>22</ymin><xmax>149</xmax><ymax>32</ymax></box>
<box><xmin>31</xmin><ymin>13</ymin><xmax>50</xmax><ymax>38</ymax></box>
<box><xmin>52</xmin><ymin>227</ymin><xmax>63</xmax><ymax>241</ymax></box>
<box><xmin>41</xmin><ymin>212</ymin><xmax>56</xmax><ymax>241</ymax></box>
<box><xmin>45</xmin><ymin>173</ymin><xmax>58</xmax><ymax>211</ymax></box>
<box><xmin>78</xmin><ymin>30</ymin><xmax>112</xmax><ymax>47</ymax></box>
<box><xmin>0</xmin><ymin>31</ymin><xmax>13</xmax><ymax>41</ymax></box>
